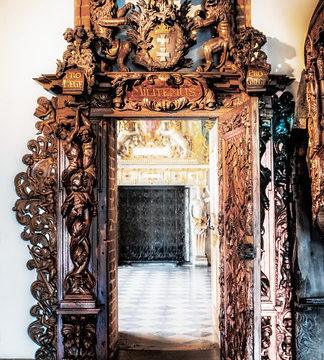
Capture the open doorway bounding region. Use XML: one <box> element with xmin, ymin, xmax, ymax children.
<box><xmin>115</xmin><ymin>119</ymin><xmax>220</xmax><ymax>358</ymax></box>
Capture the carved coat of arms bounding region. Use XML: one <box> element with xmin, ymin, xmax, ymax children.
<box><xmin>127</xmin><ymin>0</ymin><xmax>196</xmax><ymax>71</ymax></box>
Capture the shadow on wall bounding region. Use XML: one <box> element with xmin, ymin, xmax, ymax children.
<box><xmin>264</xmin><ymin>37</ymin><xmax>296</xmax><ymax>77</ymax></box>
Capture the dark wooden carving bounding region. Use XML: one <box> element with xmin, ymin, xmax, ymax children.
<box><xmin>194</xmin><ymin>0</ymin><xmax>271</xmax><ymax>88</ymax></box>
<box><xmin>218</xmin><ymin>103</ymin><xmax>255</xmax><ymax>360</ymax></box>
<box><xmin>261</xmin><ymin>316</ymin><xmax>272</xmax><ymax>360</ymax></box>
<box><xmin>90</xmin><ymin>0</ymin><xmax>134</xmax><ymax>72</ymax></box>
<box><xmin>57</xmin><ymin>27</ymin><xmax>96</xmax><ymax>94</ymax></box>
<box><xmin>273</xmin><ymin>92</ymin><xmax>295</xmax><ymax>360</ymax></box>
<box><xmin>62</xmin><ymin>315</ymin><xmax>97</xmax><ymax>360</ymax></box>
<box><xmin>194</xmin><ymin>0</ymin><xmax>236</xmax><ymax>72</ymax></box>
<box><xmin>109</xmin><ymin>72</ymin><xmax>216</xmax><ymax>111</ymax></box>
<box><xmin>127</xmin><ymin>0</ymin><xmax>196</xmax><ymax>71</ymax></box>
<box><xmin>57</xmin><ymin>105</ymin><xmax>97</xmax><ymax>296</ymax></box>
<box><xmin>304</xmin><ymin>1</ymin><xmax>324</xmax><ymax>233</ymax></box>
<box><xmin>13</xmin><ymin>97</ymin><xmax>58</xmax><ymax>360</ymax></box>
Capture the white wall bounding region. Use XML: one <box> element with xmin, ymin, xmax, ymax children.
<box><xmin>0</xmin><ymin>1</ymin><xmax>73</xmax><ymax>358</ymax></box>
<box><xmin>0</xmin><ymin>0</ymin><xmax>317</xmax><ymax>358</ymax></box>
<box><xmin>252</xmin><ymin>0</ymin><xmax>318</xmax><ymax>95</ymax></box>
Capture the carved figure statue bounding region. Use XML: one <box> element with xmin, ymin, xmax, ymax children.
<box><xmin>190</xmin><ymin>186</ymin><xmax>210</xmax><ymax>265</ymax></box>
<box><xmin>56</xmin><ymin>113</ymin><xmax>82</xmax><ymax>186</ymax></box>
<box><xmin>62</xmin><ymin>170</ymin><xmax>96</xmax><ymax>295</ymax></box>
<box><xmin>34</xmin><ymin>97</ymin><xmax>56</xmax><ymax>135</ymax></box>
<box><xmin>194</xmin><ymin>0</ymin><xmax>235</xmax><ymax>72</ymax></box>
<box><xmin>57</xmin><ymin>25</ymin><xmax>96</xmax><ymax>93</ymax></box>
<box><xmin>90</xmin><ymin>0</ymin><xmax>134</xmax><ymax>72</ymax></box>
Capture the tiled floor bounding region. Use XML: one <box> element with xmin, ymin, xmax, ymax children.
<box><xmin>118</xmin><ymin>263</ymin><xmax>218</xmax><ymax>352</ymax></box>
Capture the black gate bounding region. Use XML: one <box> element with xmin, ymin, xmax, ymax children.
<box><xmin>118</xmin><ymin>186</ymin><xmax>185</xmax><ymax>262</ymax></box>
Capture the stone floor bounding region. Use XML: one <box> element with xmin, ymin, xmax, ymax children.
<box><xmin>118</xmin><ymin>263</ymin><xmax>217</xmax><ymax>351</ymax></box>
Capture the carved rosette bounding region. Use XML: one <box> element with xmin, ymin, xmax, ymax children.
<box><xmin>13</xmin><ymin>97</ymin><xmax>58</xmax><ymax>360</ymax></box>
<box><xmin>272</xmin><ymin>92</ymin><xmax>294</xmax><ymax>360</ymax></box>
<box><xmin>218</xmin><ymin>104</ymin><xmax>254</xmax><ymax>360</ymax></box>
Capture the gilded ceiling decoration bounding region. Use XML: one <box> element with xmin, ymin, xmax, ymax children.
<box><xmin>117</xmin><ymin>119</ymin><xmax>210</xmax><ymax>164</ymax></box>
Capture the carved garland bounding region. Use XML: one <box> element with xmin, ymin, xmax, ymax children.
<box><xmin>13</xmin><ymin>97</ymin><xmax>58</xmax><ymax>360</ymax></box>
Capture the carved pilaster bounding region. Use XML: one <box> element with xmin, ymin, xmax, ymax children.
<box><xmin>13</xmin><ymin>97</ymin><xmax>58</xmax><ymax>360</ymax></box>
<box><xmin>56</xmin><ymin>101</ymin><xmax>100</xmax><ymax>359</ymax></box>
<box><xmin>218</xmin><ymin>102</ymin><xmax>256</xmax><ymax>360</ymax></box>
<box><xmin>272</xmin><ymin>92</ymin><xmax>295</xmax><ymax>360</ymax></box>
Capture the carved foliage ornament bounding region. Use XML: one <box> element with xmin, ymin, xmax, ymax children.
<box><xmin>62</xmin><ymin>315</ymin><xmax>97</xmax><ymax>360</ymax></box>
<box><xmin>13</xmin><ymin>97</ymin><xmax>58</xmax><ymax>360</ymax></box>
<box><xmin>110</xmin><ymin>73</ymin><xmax>216</xmax><ymax>111</ymax></box>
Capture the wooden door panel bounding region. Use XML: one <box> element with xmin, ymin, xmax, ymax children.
<box><xmin>218</xmin><ymin>99</ymin><xmax>260</xmax><ymax>360</ymax></box>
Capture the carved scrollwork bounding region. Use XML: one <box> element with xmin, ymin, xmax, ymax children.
<box><xmin>13</xmin><ymin>97</ymin><xmax>58</xmax><ymax>360</ymax></box>
<box><xmin>127</xmin><ymin>0</ymin><xmax>196</xmax><ymax>71</ymax></box>
<box><xmin>110</xmin><ymin>73</ymin><xmax>216</xmax><ymax>111</ymax></box>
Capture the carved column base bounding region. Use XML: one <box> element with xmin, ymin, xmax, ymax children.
<box><xmin>57</xmin><ymin>302</ymin><xmax>100</xmax><ymax>360</ymax></box>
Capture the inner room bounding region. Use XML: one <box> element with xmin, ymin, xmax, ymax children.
<box><xmin>116</xmin><ymin>118</ymin><xmax>220</xmax><ymax>355</ymax></box>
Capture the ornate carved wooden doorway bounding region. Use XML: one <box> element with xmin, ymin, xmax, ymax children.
<box><xmin>13</xmin><ymin>0</ymin><xmax>291</xmax><ymax>359</ymax></box>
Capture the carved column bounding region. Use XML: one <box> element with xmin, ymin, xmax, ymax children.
<box><xmin>53</xmin><ymin>97</ymin><xmax>100</xmax><ymax>360</ymax></box>
<box><xmin>260</xmin><ymin>92</ymin><xmax>295</xmax><ymax>360</ymax></box>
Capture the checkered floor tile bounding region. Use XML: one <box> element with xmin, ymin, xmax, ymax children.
<box><xmin>118</xmin><ymin>263</ymin><xmax>217</xmax><ymax>350</ymax></box>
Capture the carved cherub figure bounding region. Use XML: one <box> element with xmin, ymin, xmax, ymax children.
<box><xmin>34</xmin><ymin>97</ymin><xmax>56</xmax><ymax>135</ymax></box>
<box><xmin>90</xmin><ymin>0</ymin><xmax>134</xmax><ymax>72</ymax></box>
<box><xmin>55</xmin><ymin>109</ymin><xmax>82</xmax><ymax>185</ymax></box>
<box><xmin>57</xmin><ymin>26</ymin><xmax>96</xmax><ymax>93</ymax></box>
<box><xmin>194</xmin><ymin>0</ymin><xmax>235</xmax><ymax>72</ymax></box>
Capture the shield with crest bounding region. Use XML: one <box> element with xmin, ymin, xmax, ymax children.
<box><xmin>147</xmin><ymin>23</ymin><xmax>184</xmax><ymax>69</ymax></box>
<box><xmin>127</xmin><ymin>0</ymin><xmax>196</xmax><ymax>71</ymax></box>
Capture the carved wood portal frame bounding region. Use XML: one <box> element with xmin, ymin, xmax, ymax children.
<box><xmin>13</xmin><ymin>0</ymin><xmax>293</xmax><ymax>359</ymax></box>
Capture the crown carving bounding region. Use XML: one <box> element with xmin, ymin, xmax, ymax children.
<box><xmin>154</xmin><ymin>23</ymin><xmax>172</xmax><ymax>34</ymax></box>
